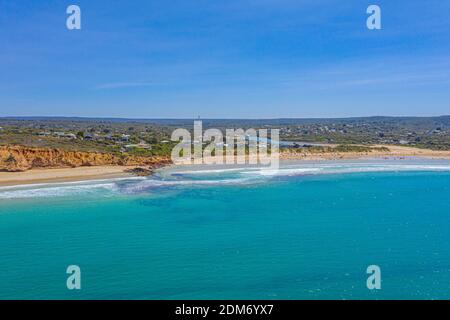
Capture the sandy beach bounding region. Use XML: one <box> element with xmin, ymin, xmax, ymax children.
<box><xmin>0</xmin><ymin>166</ymin><xmax>134</xmax><ymax>187</ymax></box>
<box><xmin>280</xmin><ymin>145</ymin><xmax>450</xmax><ymax>161</ymax></box>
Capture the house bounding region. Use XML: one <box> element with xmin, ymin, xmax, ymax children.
<box><xmin>121</xmin><ymin>134</ymin><xmax>130</xmax><ymax>142</ymax></box>
<box><xmin>138</xmin><ymin>141</ymin><xmax>151</xmax><ymax>149</ymax></box>
<box><xmin>124</xmin><ymin>141</ymin><xmax>151</xmax><ymax>151</ymax></box>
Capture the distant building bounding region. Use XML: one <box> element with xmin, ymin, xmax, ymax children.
<box><xmin>124</xmin><ymin>141</ymin><xmax>151</xmax><ymax>151</ymax></box>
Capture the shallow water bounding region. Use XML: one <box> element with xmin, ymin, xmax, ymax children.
<box><xmin>1</xmin><ymin>160</ymin><xmax>450</xmax><ymax>299</ymax></box>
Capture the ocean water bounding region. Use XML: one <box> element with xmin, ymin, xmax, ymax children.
<box><xmin>1</xmin><ymin>159</ymin><xmax>450</xmax><ymax>300</ymax></box>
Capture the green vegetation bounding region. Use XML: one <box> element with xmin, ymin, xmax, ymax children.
<box><xmin>0</xmin><ymin>118</ymin><xmax>174</xmax><ymax>156</ymax></box>
<box><xmin>282</xmin><ymin>145</ymin><xmax>391</xmax><ymax>154</ymax></box>
<box><xmin>277</xmin><ymin>116</ymin><xmax>450</xmax><ymax>150</ymax></box>
<box><xmin>0</xmin><ymin>116</ymin><xmax>449</xmax><ymax>156</ymax></box>
<box><xmin>332</xmin><ymin>145</ymin><xmax>390</xmax><ymax>153</ymax></box>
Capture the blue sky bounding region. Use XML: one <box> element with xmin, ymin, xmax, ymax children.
<box><xmin>0</xmin><ymin>0</ymin><xmax>449</xmax><ymax>118</ymax></box>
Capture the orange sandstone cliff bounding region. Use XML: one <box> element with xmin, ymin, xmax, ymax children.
<box><xmin>0</xmin><ymin>145</ymin><xmax>172</xmax><ymax>172</ymax></box>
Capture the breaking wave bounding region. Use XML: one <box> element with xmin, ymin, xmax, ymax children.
<box><xmin>1</xmin><ymin>160</ymin><xmax>450</xmax><ymax>200</ymax></box>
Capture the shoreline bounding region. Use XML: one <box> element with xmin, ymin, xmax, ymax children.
<box><xmin>1</xmin><ymin>145</ymin><xmax>450</xmax><ymax>187</ymax></box>
<box><xmin>0</xmin><ymin>166</ymin><xmax>135</xmax><ymax>187</ymax></box>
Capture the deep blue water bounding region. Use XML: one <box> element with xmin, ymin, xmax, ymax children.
<box><xmin>1</xmin><ymin>160</ymin><xmax>450</xmax><ymax>299</ymax></box>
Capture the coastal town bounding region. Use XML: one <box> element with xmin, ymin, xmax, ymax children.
<box><xmin>0</xmin><ymin>116</ymin><xmax>449</xmax><ymax>155</ymax></box>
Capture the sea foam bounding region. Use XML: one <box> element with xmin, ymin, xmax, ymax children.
<box><xmin>1</xmin><ymin>160</ymin><xmax>450</xmax><ymax>200</ymax></box>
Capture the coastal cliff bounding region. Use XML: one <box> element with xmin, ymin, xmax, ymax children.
<box><xmin>0</xmin><ymin>145</ymin><xmax>172</xmax><ymax>172</ymax></box>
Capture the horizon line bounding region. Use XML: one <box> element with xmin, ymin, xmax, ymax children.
<box><xmin>1</xmin><ymin>115</ymin><xmax>450</xmax><ymax>122</ymax></box>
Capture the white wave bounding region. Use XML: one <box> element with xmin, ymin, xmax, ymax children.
<box><xmin>0</xmin><ymin>183</ymin><xmax>119</xmax><ymax>200</ymax></box>
<box><xmin>242</xmin><ymin>167</ymin><xmax>322</xmax><ymax>176</ymax></box>
<box><xmin>0</xmin><ymin>177</ymin><xmax>146</xmax><ymax>200</ymax></box>
<box><xmin>119</xmin><ymin>177</ymin><xmax>255</xmax><ymax>194</ymax></box>
<box><xmin>171</xmin><ymin>167</ymin><xmax>256</xmax><ymax>175</ymax></box>
<box><xmin>0</xmin><ymin>176</ymin><xmax>145</xmax><ymax>192</ymax></box>
<box><xmin>235</xmin><ymin>161</ymin><xmax>450</xmax><ymax>178</ymax></box>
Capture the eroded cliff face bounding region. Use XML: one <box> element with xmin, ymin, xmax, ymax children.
<box><xmin>0</xmin><ymin>145</ymin><xmax>172</xmax><ymax>172</ymax></box>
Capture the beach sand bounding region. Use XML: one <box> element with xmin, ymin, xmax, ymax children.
<box><xmin>0</xmin><ymin>166</ymin><xmax>134</xmax><ymax>187</ymax></box>
<box><xmin>280</xmin><ymin>145</ymin><xmax>450</xmax><ymax>160</ymax></box>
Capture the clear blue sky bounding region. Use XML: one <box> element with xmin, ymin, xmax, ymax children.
<box><xmin>0</xmin><ymin>0</ymin><xmax>449</xmax><ymax>118</ymax></box>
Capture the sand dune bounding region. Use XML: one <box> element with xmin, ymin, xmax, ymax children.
<box><xmin>281</xmin><ymin>145</ymin><xmax>450</xmax><ymax>160</ymax></box>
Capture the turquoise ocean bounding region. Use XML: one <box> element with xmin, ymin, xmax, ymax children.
<box><xmin>1</xmin><ymin>159</ymin><xmax>450</xmax><ymax>299</ymax></box>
